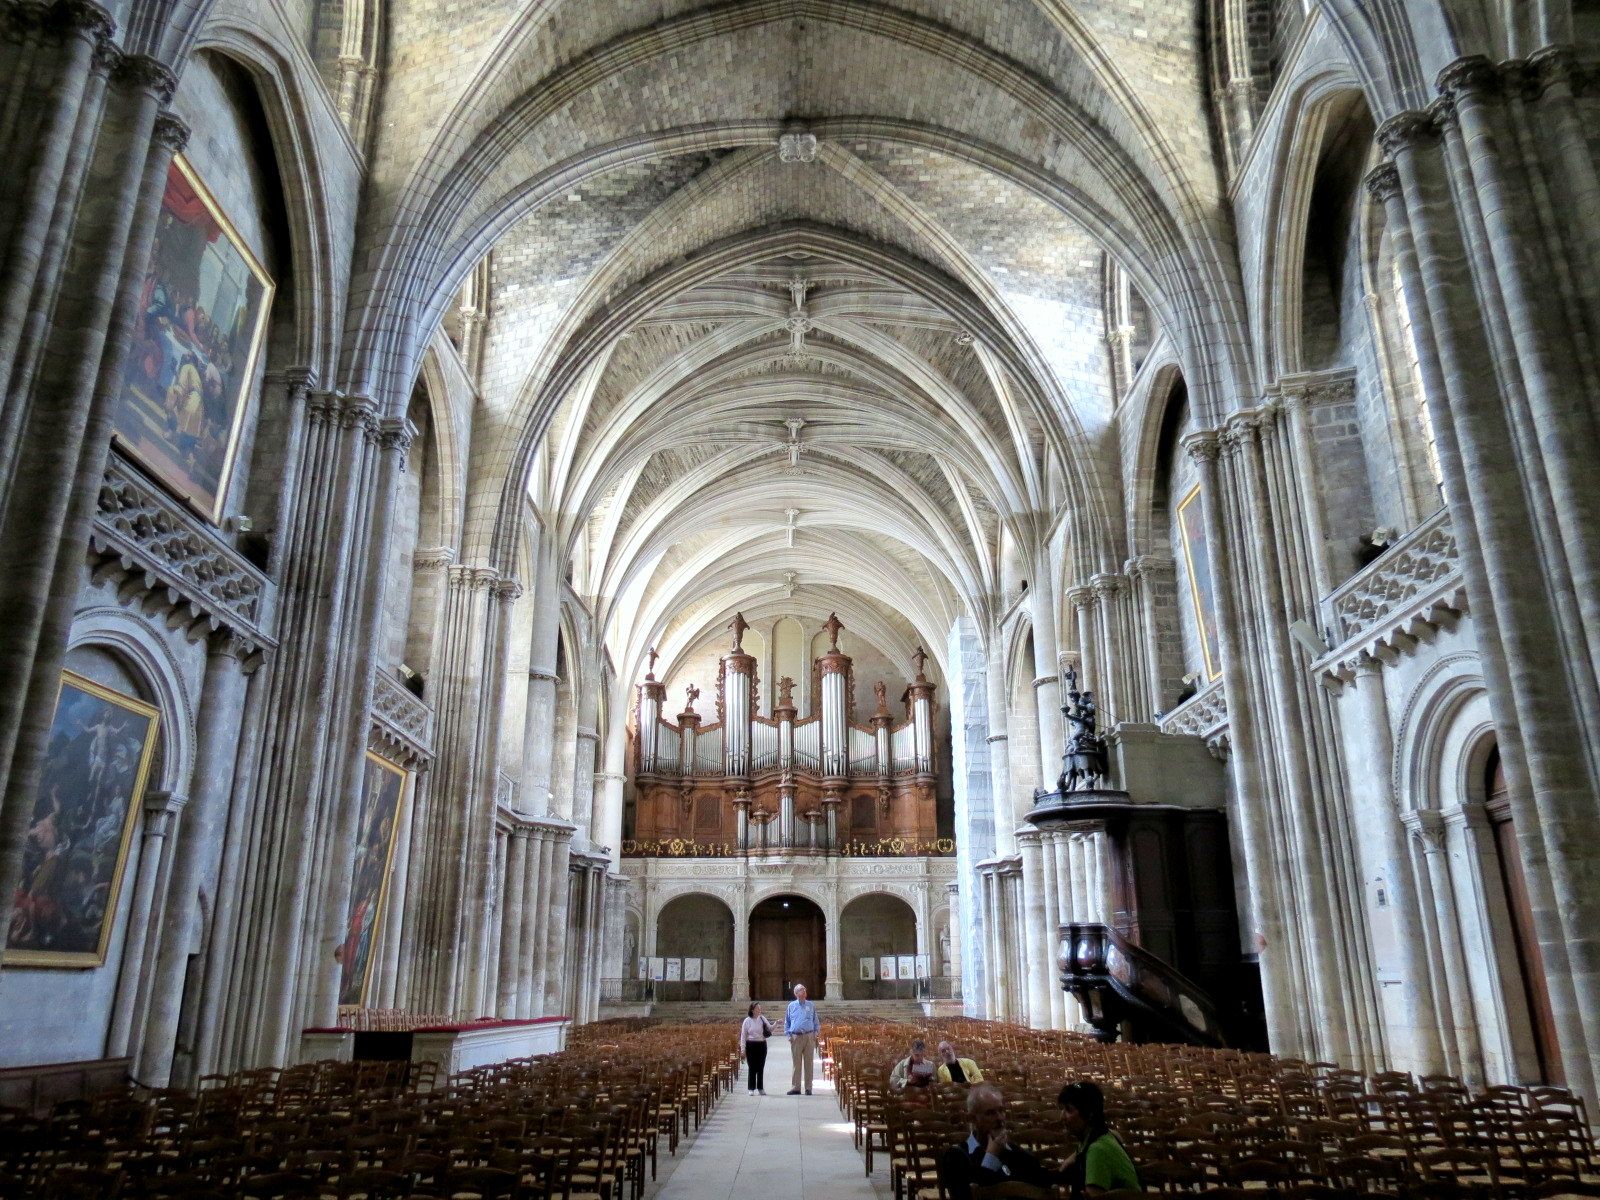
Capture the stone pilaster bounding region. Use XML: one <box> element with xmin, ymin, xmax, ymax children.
<box><xmin>1374</xmin><ymin>58</ymin><xmax>1600</xmax><ymax>1097</ymax></box>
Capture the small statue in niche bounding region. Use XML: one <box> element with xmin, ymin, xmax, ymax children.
<box><xmin>1057</xmin><ymin>665</ymin><xmax>1108</xmax><ymax>792</ymax></box>
<box><xmin>873</xmin><ymin>679</ymin><xmax>888</xmax><ymax>713</ymax></box>
<box><xmin>777</xmin><ymin>675</ymin><xmax>796</xmax><ymax>706</ymax></box>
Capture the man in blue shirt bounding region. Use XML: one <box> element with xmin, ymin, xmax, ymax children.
<box><xmin>785</xmin><ymin>983</ymin><xmax>821</xmax><ymax>1094</ymax></box>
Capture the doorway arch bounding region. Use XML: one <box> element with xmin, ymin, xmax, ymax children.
<box><xmin>840</xmin><ymin>893</ymin><xmax>919</xmax><ymax>999</ymax></box>
<box><xmin>655</xmin><ymin>893</ymin><xmax>734</xmax><ymax>1001</ymax></box>
<box><xmin>748</xmin><ymin>894</ymin><xmax>826</xmax><ymax>1001</ymax></box>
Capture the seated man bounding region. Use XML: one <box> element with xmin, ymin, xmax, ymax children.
<box><xmin>938</xmin><ymin>1084</ymin><xmax>1061</xmax><ymax>1200</ymax></box>
<box><xmin>889</xmin><ymin>1039</ymin><xmax>938</xmax><ymax>1090</ymax></box>
<box><xmin>936</xmin><ymin>1039</ymin><xmax>984</xmax><ymax>1084</ymax></box>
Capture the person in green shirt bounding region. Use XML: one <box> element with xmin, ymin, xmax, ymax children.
<box><xmin>1057</xmin><ymin>1080</ymin><xmax>1141</xmax><ymax>1196</ymax></box>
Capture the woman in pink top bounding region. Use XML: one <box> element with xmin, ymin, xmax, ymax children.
<box><xmin>739</xmin><ymin>1002</ymin><xmax>776</xmax><ymax>1094</ymax></box>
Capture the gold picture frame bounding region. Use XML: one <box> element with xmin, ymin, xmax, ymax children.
<box><xmin>1175</xmin><ymin>483</ymin><xmax>1223</xmax><ymax>682</ymax></box>
<box><xmin>335</xmin><ymin>752</ymin><xmax>408</xmax><ymax>1007</ymax></box>
<box><xmin>5</xmin><ymin>671</ymin><xmax>160</xmax><ymax>968</ymax></box>
<box><xmin>112</xmin><ymin>154</ymin><xmax>275</xmax><ymax>524</ymax></box>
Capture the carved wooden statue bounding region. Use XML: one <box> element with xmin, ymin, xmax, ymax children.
<box><xmin>1057</xmin><ymin>665</ymin><xmax>1108</xmax><ymax>792</ymax></box>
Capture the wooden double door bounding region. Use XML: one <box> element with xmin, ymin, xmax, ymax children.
<box><xmin>749</xmin><ymin>895</ymin><xmax>826</xmax><ymax>1001</ymax></box>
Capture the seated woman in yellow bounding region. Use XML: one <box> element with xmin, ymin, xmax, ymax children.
<box><xmin>936</xmin><ymin>1039</ymin><xmax>984</xmax><ymax>1084</ymax></box>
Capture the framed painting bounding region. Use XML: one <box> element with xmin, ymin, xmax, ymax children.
<box><xmin>702</xmin><ymin>958</ymin><xmax>717</xmax><ymax>982</ymax></box>
<box><xmin>335</xmin><ymin>752</ymin><xmax>407</xmax><ymax>1007</ymax></box>
<box><xmin>5</xmin><ymin>671</ymin><xmax>160</xmax><ymax>968</ymax></box>
<box><xmin>112</xmin><ymin>154</ymin><xmax>274</xmax><ymax>524</ymax></box>
<box><xmin>1175</xmin><ymin>483</ymin><xmax>1224</xmax><ymax>682</ymax></box>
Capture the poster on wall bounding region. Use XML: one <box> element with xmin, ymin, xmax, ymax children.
<box><xmin>915</xmin><ymin>954</ymin><xmax>930</xmax><ymax>978</ymax></box>
<box><xmin>4</xmin><ymin>671</ymin><xmax>160</xmax><ymax>968</ymax></box>
<box><xmin>683</xmin><ymin>957</ymin><xmax>702</xmax><ymax>983</ymax></box>
<box><xmin>860</xmin><ymin>957</ymin><xmax>876</xmax><ymax>981</ymax></box>
<box><xmin>1176</xmin><ymin>483</ymin><xmax>1223</xmax><ymax>681</ymax></box>
<box><xmin>335</xmin><ymin>752</ymin><xmax>408</xmax><ymax>1006</ymax></box>
<box><xmin>702</xmin><ymin>959</ymin><xmax>718</xmax><ymax>982</ymax></box>
<box><xmin>112</xmin><ymin>155</ymin><xmax>275</xmax><ymax>524</ymax></box>
<box><xmin>879</xmin><ymin>956</ymin><xmax>896</xmax><ymax>981</ymax></box>
<box><xmin>637</xmin><ymin>957</ymin><xmax>649</xmax><ymax>980</ymax></box>
<box><xmin>897</xmin><ymin>955</ymin><xmax>916</xmax><ymax>980</ymax></box>
<box><xmin>649</xmin><ymin>956</ymin><xmax>664</xmax><ymax>981</ymax></box>
<box><xmin>665</xmin><ymin>957</ymin><xmax>682</xmax><ymax>982</ymax></box>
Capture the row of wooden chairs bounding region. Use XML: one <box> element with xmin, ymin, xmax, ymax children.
<box><xmin>1</xmin><ymin>1021</ymin><xmax>739</xmax><ymax>1200</ymax></box>
<box><xmin>821</xmin><ymin>1018</ymin><xmax>1599</xmax><ymax>1200</ymax></box>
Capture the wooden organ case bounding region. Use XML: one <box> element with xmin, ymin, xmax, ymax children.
<box><xmin>627</xmin><ymin>614</ymin><xmax>943</xmax><ymax>856</ymax></box>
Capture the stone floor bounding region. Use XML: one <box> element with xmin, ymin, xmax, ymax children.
<box><xmin>645</xmin><ymin>1053</ymin><xmax>893</xmax><ymax>1200</ymax></box>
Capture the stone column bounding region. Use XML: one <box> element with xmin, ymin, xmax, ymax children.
<box><xmin>531</xmin><ymin>827</ymin><xmax>559</xmax><ymax>1014</ymax></box>
<box><xmin>515</xmin><ymin>827</ymin><xmax>545</xmax><ymax>1016</ymax></box>
<box><xmin>1037</xmin><ymin>830</ymin><xmax>1065</xmax><ymax>1029</ymax></box>
<box><xmin>983</xmin><ymin>641</ymin><xmax>1014</xmax><ymax>855</ymax></box>
<box><xmin>824</xmin><ymin>886</ymin><xmax>843</xmax><ymax>1000</ymax></box>
<box><xmin>138</xmin><ymin>632</ymin><xmax>253</xmax><ymax>1085</ymax></box>
<box><xmin>521</xmin><ymin>539</ymin><xmax>562</xmax><ymax>814</ymax></box>
<box><xmin>944</xmin><ymin>882</ymin><xmax>963</xmax><ymax>1001</ymax></box>
<box><xmin>1027</xmin><ymin>570</ymin><xmax>1063</xmax><ymax>784</ymax></box>
<box><xmin>543</xmin><ymin>833</ymin><xmax>574</xmax><ymax>1014</ymax></box>
<box><xmin>106</xmin><ymin>790</ymin><xmax>184</xmax><ymax>1060</ymax></box>
<box><xmin>1335</xmin><ymin>655</ymin><xmax>1444</xmax><ymax>1074</ymax></box>
<box><xmin>949</xmin><ymin>618</ymin><xmax>993</xmax><ymax>1017</ymax></box>
<box><xmin>732</xmin><ymin>896</ymin><xmax>751</xmax><ymax>1004</ymax></box>
<box><xmin>1017</xmin><ymin>831</ymin><xmax>1051</xmax><ymax>1028</ymax></box>
<box><xmin>1181</xmin><ymin>430</ymin><xmax>1301</xmax><ymax>1056</ymax></box>
<box><xmin>1407</xmin><ymin>810</ymin><xmax>1485</xmax><ymax>1085</ymax></box>
<box><xmin>497</xmin><ymin>827</ymin><xmax>530</xmax><ymax>1016</ymax></box>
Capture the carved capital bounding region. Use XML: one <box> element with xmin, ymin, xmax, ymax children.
<box><xmin>1376</xmin><ymin>110</ymin><xmax>1438</xmax><ymax>156</ymax></box>
<box><xmin>306</xmin><ymin>390</ymin><xmax>342</xmax><ymax>425</ymax></box>
<box><xmin>337</xmin><ymin>393</ymin><xmax>381</xmax><ymax>437</ymax></box>
<box><xmin>1364</xmin><ymin>161</ymin><xmax>1403</xmax><ymax>205</ymax></box>
<box><xmin>1089</xmin><ymin>572</ymin><xmax>1126</xmax><ymax>599</ymax></box>
<box><xmin>1066</xmin><ymin>584</ymin><xmax>1096</xmax><ymax>611</ymax></box>
<box><xmin>207</xmin><ymin>629</ymin><xmax>252</xmax><ymax>663</ymax></box>
<box><xmin>112</xmin><ymin>53</ymin><xmax>178</xmax><ymax>103</ymax></box>
<box><xmin>151</xmin><ymin>111</ymin><xmax>189</xmax><ymax>154</ymax></box>
<box><xmin>1428</xmin><ymin>94</ymin><xmax>1460</xmax><ymax>135</ymax></box>
<box><xmin>1181</xmin><ymin>430</ymin><xmax>1221</xmax><ymax>464</ymax></box>
<box><xmin>495</xmin><ymin>577</ymin><xmax>523</xmax><ymax>603</ymax></box>
<box><xmin>1527</xmin><ymin>45</ymin><xmax>1592</xmax><ymax>97</ymax></box>
<box><xmin>1124</xmin><ymin>554</ymin><xmax>1173</xmax><ymax>579</ymax></box>
<box><xmin>1436</xmin><ymin>55</ymin><xmax>1500</xmax><ymax>103</ymax></box>
<box><xmin>89</xmin><ymin>34</ymin><xmax>118</xmax><ymax>76</ymax></box>
<box><xmin>412</xmin><ymin>546</ymin><xmax>454</xmax><ymax>572</ymax></box>
<box><xmin>379</xmin><ymin>416</ymin><xmax>417</xmax><ymax>458</ymax></box>
<box><xmin>1405</xmin><ymin>807</ymin><xmax>1448</xmax><ymax>851</ymax></box>
<box><xmin>53</xmin><ymin>0</ymin><xmax>116</xmax><ymax>40</ymax></box>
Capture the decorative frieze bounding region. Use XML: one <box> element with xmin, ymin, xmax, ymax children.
<box><xmin>89</xmin><ymin>451</ymin><xmax>274</xmax><ymax>653</ymax></box>
<box><xmin>1158</xmin><ymin>678</ymin><xmax>1228</xmax><ymax>742</ymax></box>
<box><xmin>370</xmin><ymin>669</ymin><xmax>435</xmax><ymax>761</ymax></box>
<box><xmin>1316</xmin><ymin>508</ymin><xmax>1467</xmax><ymax>684</ymax></box>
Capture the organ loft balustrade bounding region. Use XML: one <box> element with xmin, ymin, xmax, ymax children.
<box><xmin>625</xmin><ymin>613</ymin><xmax>946</xmax><ymax>858</ymax></box>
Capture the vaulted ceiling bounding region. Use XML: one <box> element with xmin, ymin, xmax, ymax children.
<box><xmin>361</xmin><ymin>1</ymin><xmax>1235</xmax><ymax>684</ymax></box>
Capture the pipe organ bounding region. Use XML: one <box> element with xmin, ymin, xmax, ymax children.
<box><xmin>629</xmin><ymin>613</ymin><xmax>942</xmax><ymax>855</ymax></box>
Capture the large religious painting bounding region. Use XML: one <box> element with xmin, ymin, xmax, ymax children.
<box><xmin>335</xmin><ymin>752</ymin><xmax>407</xmax><ymax>1007</ymax></box>
<box><xmin>1176</xmin><ymin>484</ymin><xmax>1223</xmax><ymax>682</ymax></box>
<box><xmin>113</xmin><ymin>155</ymin><xmax>274</xmax><ymax>523</ymax></box>
<box><xmin>5</xmin><ymin>672</ymin><xmax>160</xmax><ymax>967</ymax></box>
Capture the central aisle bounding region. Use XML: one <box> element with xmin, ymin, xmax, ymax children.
<box><xmin>648</xmin><ymin>1054</ymin><xmax>892</xmax><ymax>1200</ymax></box>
